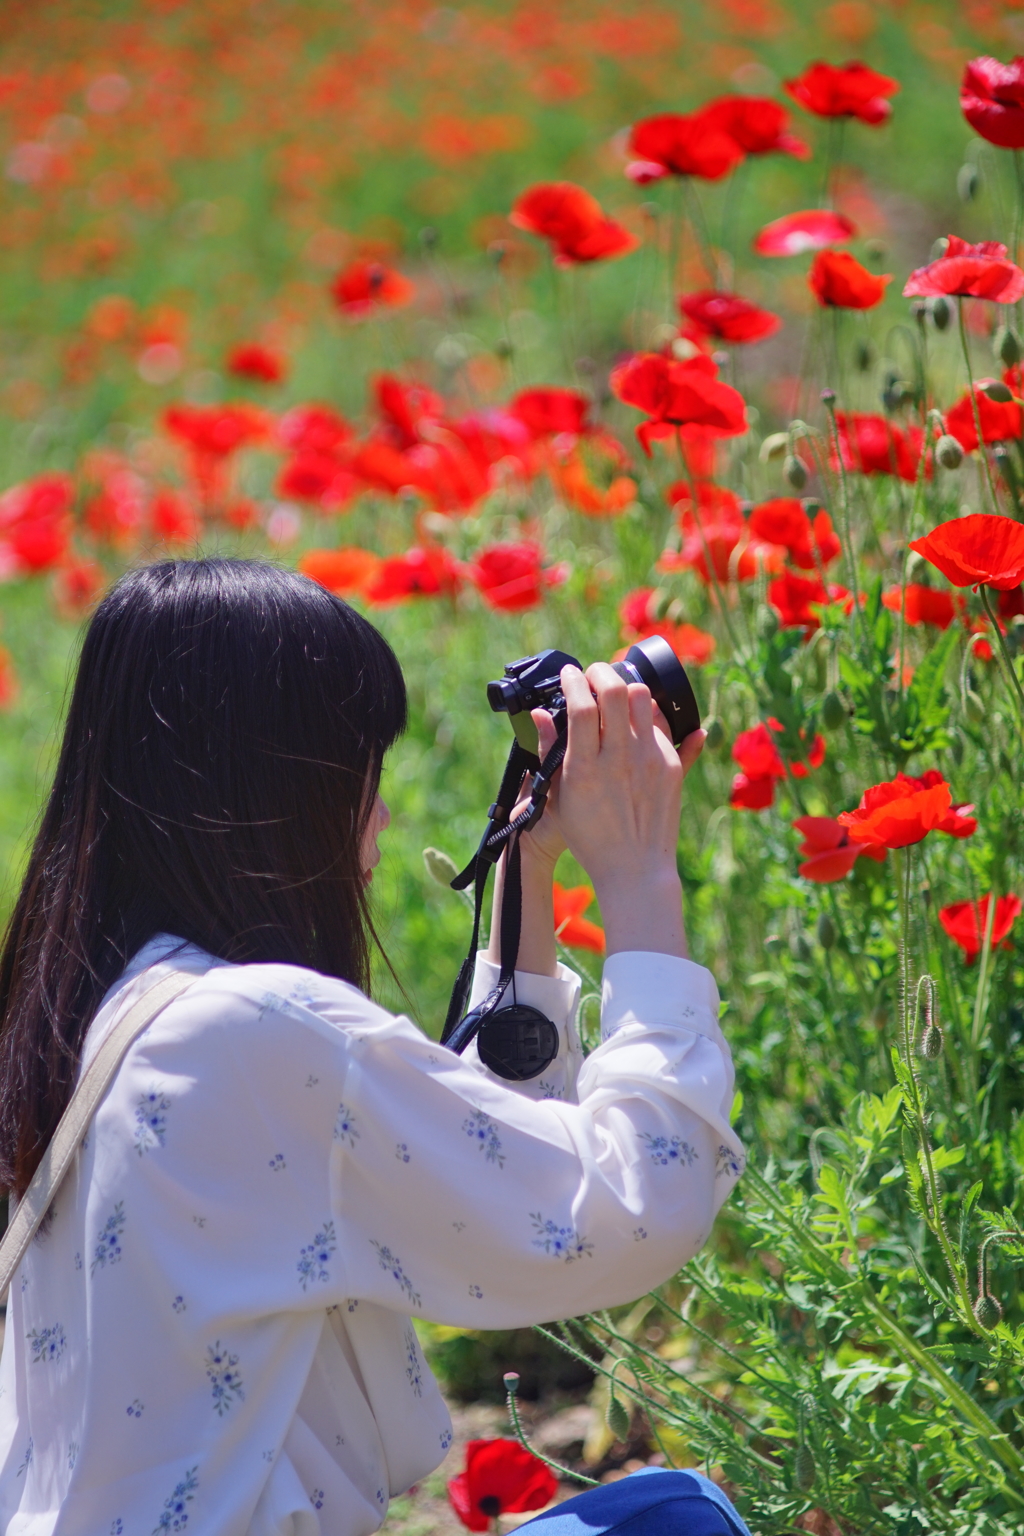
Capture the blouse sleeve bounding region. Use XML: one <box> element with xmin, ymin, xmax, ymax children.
<box><xmin>318</xmin><ymin>950</ymin><xmax>744</xmax><ymax>1329</ymax></box>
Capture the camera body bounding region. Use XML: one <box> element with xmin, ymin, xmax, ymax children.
<box><xmin>486</xmin><ymin>635</ymin><xmax>701</xmax><ymax>763</ymax></box>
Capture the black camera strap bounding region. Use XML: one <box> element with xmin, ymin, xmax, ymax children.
<box><xmin>440</xmin><ymin>732</ymin><xmax>566</xmax><ymax>1073</ymax></box>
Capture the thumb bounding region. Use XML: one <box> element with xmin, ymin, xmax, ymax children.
<box><xmin>532</xmin><ymin>707</ymin><xmax>559</xmax><ymax>761</ymax></box>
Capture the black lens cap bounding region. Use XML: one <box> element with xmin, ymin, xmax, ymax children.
<box><xmin>476</xmin><ymin>1004</ymin><xmax>559</xmax><ymax>1081</ymax></box>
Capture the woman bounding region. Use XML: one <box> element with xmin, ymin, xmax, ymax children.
<box><xmin>0</xmin><ymin>558</ymin><xmax>746</xmax><ymax>1536</ymax></box>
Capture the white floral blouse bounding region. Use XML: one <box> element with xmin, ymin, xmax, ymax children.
<box><xmin>0</xmin><ymin>932</ymin><xmax>743</xmax><ymax>1536</ymax></box>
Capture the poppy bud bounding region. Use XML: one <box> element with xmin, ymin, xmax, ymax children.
<box><xmin>816</xmin><ymin>913</ymin><xmax>836</xmax><ymax>950</ymax></box>
<box><xmin>759</xmin><ymin>431</ymin><xmax>789</xmax><ymax>463</ymax></box>
<box><xmin>791</xmin><ymin>933</ymin><xmax>812</xmax><ymax>964</ymax></box>
<box><xmin>974</xmin><ymin>1292</ymin><xmax>1002</xmax><ymax>1330</ymax></box>
<box><xmin>981</xmin><ymin>380</ymin><xmax>1013</xmax><ymax>403</ymax></box>
<box><xmin>606</xmin><ymin>1389</ymin><xmax>631</xmax><ymax>1441</ymax></box>
<box><xmin>935</xmin><ymin>435</ymin><xmax>964</xmax><ymax>470</ymax></box>
<box><xmin>957</xmin><ymin>164</ymin><xmax>981</xmax><ymax>203</ymax></box>
<box><xmin>503</xmin><ymin>1371</ymin><xmax>521</xmax><ymax>1394</ymax></box>
<box><xmin>704</xmin><ymin>716</ymin><xmax>726</xmax><ymax>753</ymax></box>
<box><xmin>495</xmin><ymin>338</ymin><xmax>514</xmax><ymax>360</ymax></box>
<box><xmin>794</xmin><ymin>1444</ymin><xmax>816</xmax><ymax>1492</ymax></box>
<box><xmin>423</xmin><ymin>847</ymin><xmax>459</xmax><ymax>886</ymax></box>
<box><xmin>765</xmin><ymin>934</ymin><xmax>785</xmax><ymax>954</ymax></box>
<box><xmin>919</xmin><ymin>1021</ymin><xmax>943</xmax><ymax>1060</ymax></box>
<box><xmin>930</xmin><ymin>296</ymin><xmax>951</xmax><ymax>331</ymax></box>
<box><xmin>950</xmin><ymin>730</ymin><xmax>965</xmax><ymax>766</ymax></box>
<box><xmin>820</xmin><ymin>388</ymin><xmax>836</xmax><ymax>407</ymax></box>
<box><xmin>420</xmin><ymin>226</ymin><xmax>439</xmax><ymax>249</ymax></box>
<box><xmin>930</xmin><ymin>236</ymin><xmax>950</xmax><ymax>260</ymax></box>
<box><xmin>853</xmin><ymin>339</ymin><xmax>874</xmax><ymax>371</ymax></box>
<box><xmin>964</xmin><ymin>689</ymin><xmax>985</xmax><ymax>724</ymax></box>
<box><xmin>995</xmin><ymin>325</ymin><xmax>1022</xmax><ymax>367</ymax></box>
<box><xmin>756</xmin><ymin>604</ymin><xmax>779</xmax><ymax>640</ymax></box>
<box><xmin>783</xmin><ymin>454</ymin><xmax>807</xmax><ymax>490</ymax></box>
<box><xmin>649</xmin><ymin>588</ymin><xmax>673</xmax><ymax>621</ymax></box>
<box><xmin>821</xmin><ymin>690</ymin><xmax>848</xmax><ymax>731</ymax></box>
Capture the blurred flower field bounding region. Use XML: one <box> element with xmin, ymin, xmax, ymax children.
<box><xmin>9</xmin><ymin>1</ymin><xmax>1024</xmax><ymax>1530</ymax></box>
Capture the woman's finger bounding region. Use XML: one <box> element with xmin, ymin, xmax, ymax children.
<box><xmin>585</xmin><ymin>663</ymin><xmax>631</xmax><ymax>754</ymax></box>
<box><xmin>677</xmin><ymin>728</ymin><xmax>706</xmax><ymax>777</ymax></box>
<box><xmin>532</xmin><ymin>707</ymin><xmax>559</xmax><ymax>761</ymax></box>
<box><xmin>627</xmin><ymin>682</ymin><xmax>657</xmax><ymax>750</ymax></box>
<box><xmin>561</xmin><ymin>665</ymin><xmax>600</xmax><ymax>762</ymax></box>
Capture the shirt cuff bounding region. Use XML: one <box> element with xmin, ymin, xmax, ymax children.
<box><xmin>600</xmin><ymin>952</ymin><xmax>722</xmax><ymax>1041</ymax></box>
<box><xmin>467</xmin><ymin>952</ymin><xmax>581</xmax><ymax>1027</ymax></box>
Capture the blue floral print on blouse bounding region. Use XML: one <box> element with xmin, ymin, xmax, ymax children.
<box><xmin>716</xmin><ymin>1144</ymin><xmax>745</xmax><ymax>1179</ymax></box>
<box><xmin>370</xmin><ymin>1240</ymin><xmax>422</xmax><ymax>1308</ymax></box>
<box><xmin>297</xmin><ymin>1221</ymin><xmax>336</xmax><ymax>1291</ymax></box>
<box><xmin>153</xmin><ymin>1466</ymin><xmax>198</xmax><ymax>1534</ymax></box>
<box><xmin>91</xmin><ymin>1201</ymin><xmax>126</xmax><ymax>1273</ymax></box>
<box><xmin>440</xmin><ymin>1427</ymin><xmax>453</xmax><ymax>1451</ymax></box>
<box><xmin>206</xmin><ymin>1341</ymin><xmax>244</xmax><ymax>1415</ymax></box>
<box><xmin>134</xmin><ymin>1088</ymin><xmax>172</xmax><ymax>1156</ymax></box>
<box><xmin>641</xmin><ymin>1133</ymin><xmax>697</xmax><ymax>1168</ymax></box>
<box><xmin>27</xmin><ymin>1325</ymin><xmax>66</xmax><ymax>1364</ymax></box>
<box><xmin>16</xmin><ymin>1438</ymin><xmax>32</xmax><ymax>1476</ymax></box>
<box><xmin>530</xmin><ymin>1213</ymin><xmax>593</xmax><ymax>1262</ymax></box>
<box><xmin>404</xmin><ymin>1325</ymin><xmax>423</xmax><ymax>1397</ymax></box>
<box><xmin>333</xmin><ymin>1103</ymin><xmax>359</xmax><ymax>1147</ymax></box>
<box><xmin>462</xmin><ymin>1108</ymin><xmax>505</xmax><ymax>1166</ymax></box>
<box><xmin>310</xmin><ymin>1489</ymin><xmax>325</xmax><ymax>1510</ymax></box>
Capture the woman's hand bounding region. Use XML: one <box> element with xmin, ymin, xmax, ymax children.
<box><xmin>550</xmin><ymin>663</ymin><xmax>704</xmax><ymax>958</ymax></box>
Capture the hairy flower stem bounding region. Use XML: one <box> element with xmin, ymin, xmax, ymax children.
<box><xmin>819</xmin><ymin>401</ymin><xmax>864</xmax><ymax>649</ymax></box>
<box><xmin>980</xmin><ymin>582</ymin><xmax>1024</xmax><ymax>723</ymax></box>
<box><xmin>958</xmin><ymin>297</ymin><xmax>1001</xmax><ymax>515</ymax></box>
<box><xmin>896</xmin><ymin>853</ymin><xmax>978</xmax><ymax>1324</ymax></box>
<box><xmin>504</xmin><ymin>1373</ymin><xmax>598</xmax><ymax>1487</ymax></box>
<box><xmin>970</xmin><ymin>888</ymin><xmax>998</xmax><ymax>1051</ymax></box>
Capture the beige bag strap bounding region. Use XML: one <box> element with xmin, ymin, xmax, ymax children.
<box><xmin>0</xmin><ymin>968</ymin><xmax>195</xmax><ymax>1297</ymax></box>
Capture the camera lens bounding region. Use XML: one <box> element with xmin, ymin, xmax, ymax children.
<box><xmin>616</xmin><ymin>635</ymin><xmax>701</xmax><ymax>746</ymax></box>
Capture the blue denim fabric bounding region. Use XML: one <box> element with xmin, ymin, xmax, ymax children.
<box><xmin>516</xmin><ymin>1465</ymin><xmax>753</xmax><ymax>1536</ymax></box>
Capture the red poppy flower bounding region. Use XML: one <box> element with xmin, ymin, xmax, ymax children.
<box><xmin>881</xmin><ymin>584</ymin><xmax>958</xmax><ymax>629</ymax></box>
<box><xmin>277</xmin><ymin>452</ymin><xmax>361</xmax><ymax>510</ymax></box>
<box><xmin>753</xmin><ymin>209</ymin><xmax>857</xmax><ymax>257</ymax></box>
<box><xmin>363</xmin><ymin>545</ymin><xmax>463</xmax><ymax>605</ymax></box>
<box><xmin>164</xmin><ymin>403</ymin><xmax>270</xmax><ymax>459</ymax></box>
<box><xmin>469</xmin><ymin>541</ymin><xmax>565</xmax><ymax>611</ymax></box>
<box><xmin>0</xmin><ymin>472</ymin><xmax>74</xmax><ymax>573</ymax></box>
<box><xmin>808</xmin><ymin>250</ymin><xmax>891</xmax><ymax>309</ymax></box>
<box><xmin>298</xmin><ymin>546</ymin><xmax>381</xmax><ymax>596</ymax></box>
<box><xmin>939</xmin><ymin>893</ymin><xmax>1022</xmax><ymax>963</ymax></box>
<box><xmin>627</xmin><ymin>110</ymin><xmax>745</xmax><ymax>182</ymax></box>
<box><xmin>839</xmin><ymin>772</ymin><xmax>955</xmax><ymax>849</ymax></box>
<box><xmin>330</xmin><ymin>258</ymin><xmax>415</xmax><ymax>317</ymax></box>
<box><xmin>944</xmin><ymin>385</ymin><xmax>1023</xmax><ymax>450</ymax></box>
<box><xmin>903</xmin><ymin>236</ymin><xmax>1024</xmax><ymax>303</ymax></box>
<box><xmin>961</xmin><ymin>57</ymin><xmax>1024</xmax><ymax>150</ymax></box>
<box><xmin>553</xmin><ymin>882</ymin><xmax>606</xmax><ymax>952</ymax></box>
<box><xmin>278</xmin><ymin>404</ymin><xmax>352</xmax><ymax>455</ymax></box>
<box><xmin>619</xmin><ymin>589</ymin><xmax>716</xmax><ymax>665</ymax></box>
<box><xmin>785</xmin><ymin>61</ymin><xmax>900</xmax><ymax>125</ymax></box>
<box><xmin>511</xmin><ymin>386</ymin><xmax>590</xmax><ymax>438</ymax></box>
<box><xmin>150</xmin><ymin>488</ymin><xmax>200</xmax><ymax>546</ymax></box>
<box><xmin>226</xmin><ymin>343</ymin><xmax>286</xmax><ymax>383</ymax></box>
<box><xmin>897</xmin><ymin>768</ymin><xmax>976</xmax><ymax>836</ymax></box>
<box><xmin>909</xmin><ymin>512</ymin><xmax>1024</xmax><ymax>590</ymax></box>
<box><xmin>749</xmin><ymin>498</ymin><xmax>841</xmax><ymax>570</ymax></box>
<box><xmin>610</xmin><ymin>353</ymin><xmax>747</xmax><ymax>457</ymax></box>
<box><xmin>729</xmin><ymin>721</ymin><xmax>824</xmax><ymax>809</ymax></box>
<box><xmin>730</xmin><ymin>772</ymin><xmax>777</xmax><ymax>810</ymax></box>
<box><xmin>699</xmin><ymin>95</ymin><xmax>810</xmax><ymax>158</ymax></box>
<box><xmin>659</xmin><ymin>484</ymin><xmax>780</xmax><ymax>583</ymax></box>
<box><xmin>550</xmin><ymin>441</ymin><xmax>636</xmax><ymax>517</ymax></box>
<box><xmin>510</xmin><ymin>183</ymin><xmax>639</xmax><ymax>265</ymax></box>
<box><xmin>831</xmin><ymin>412</ymin><xmax>924</xmax><ymax>481</ymax></box>
<box><xmin>794</xmin><ymin>815</ymin><xmax>887</xmax><ymax>882</ymax></box>
<box><xmin>448</xmin><ymin>1439</ymin><xmax>557</xmax><ymax>1532</ymax></box>
<box><xmin>769</xmin><ymin>570</ymin><xmax>851</xmax><ymax>631</ymax></box>
<box><xmin>1000</xmin><ymin>584</ymin><xmax>1024</xmax><ymax>617</ymax></box>
<box><xmin>51</xmin><ymin>557</ymin><xmax>105</xmax><ymax>620</ymax></box>
<box><xmin>679</xmin><ymin>290</ymin><xmax>781</xmax><ymax>344</ymax></box>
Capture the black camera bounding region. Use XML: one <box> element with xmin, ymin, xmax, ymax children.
<box><xmin>486</xmin><ymin>634</ymin><xmax>701</xmax><ymax>764</ymax></box>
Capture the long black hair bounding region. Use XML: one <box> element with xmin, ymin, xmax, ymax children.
<box><xmin>0</xmin><ymin>557</ymin><xmax>407</xmax><ymax>1196</ymax></box>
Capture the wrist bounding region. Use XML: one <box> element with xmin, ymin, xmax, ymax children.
<box><xmin>596</xmin><ymin>870</ymin><xmax>687</xmax><ymax>960</ymax></box>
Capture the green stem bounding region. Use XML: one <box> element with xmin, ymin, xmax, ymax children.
<box><xmin>819</xmin><ymin>402</ymin><xmax>864</xmax><ymax>647</ymax></box>
<box><xmin>980</xmin><ymin>583</ymin><xmax>1024</xmax><ymax>723</ymax></box>
<box><xmin>958</xmin><ymin>297</ymin><xmax>1001</xmax><ymax>514</ymax></box>
<box><xmin>505</xmin><ymin>1377</ymin><xmax>599</xmax><ymax>1487</ymax></box>
<box><xmin>970</xmin><ymin>889</ymin><xmax>999</xmax><ymax>1050</ymax></box>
